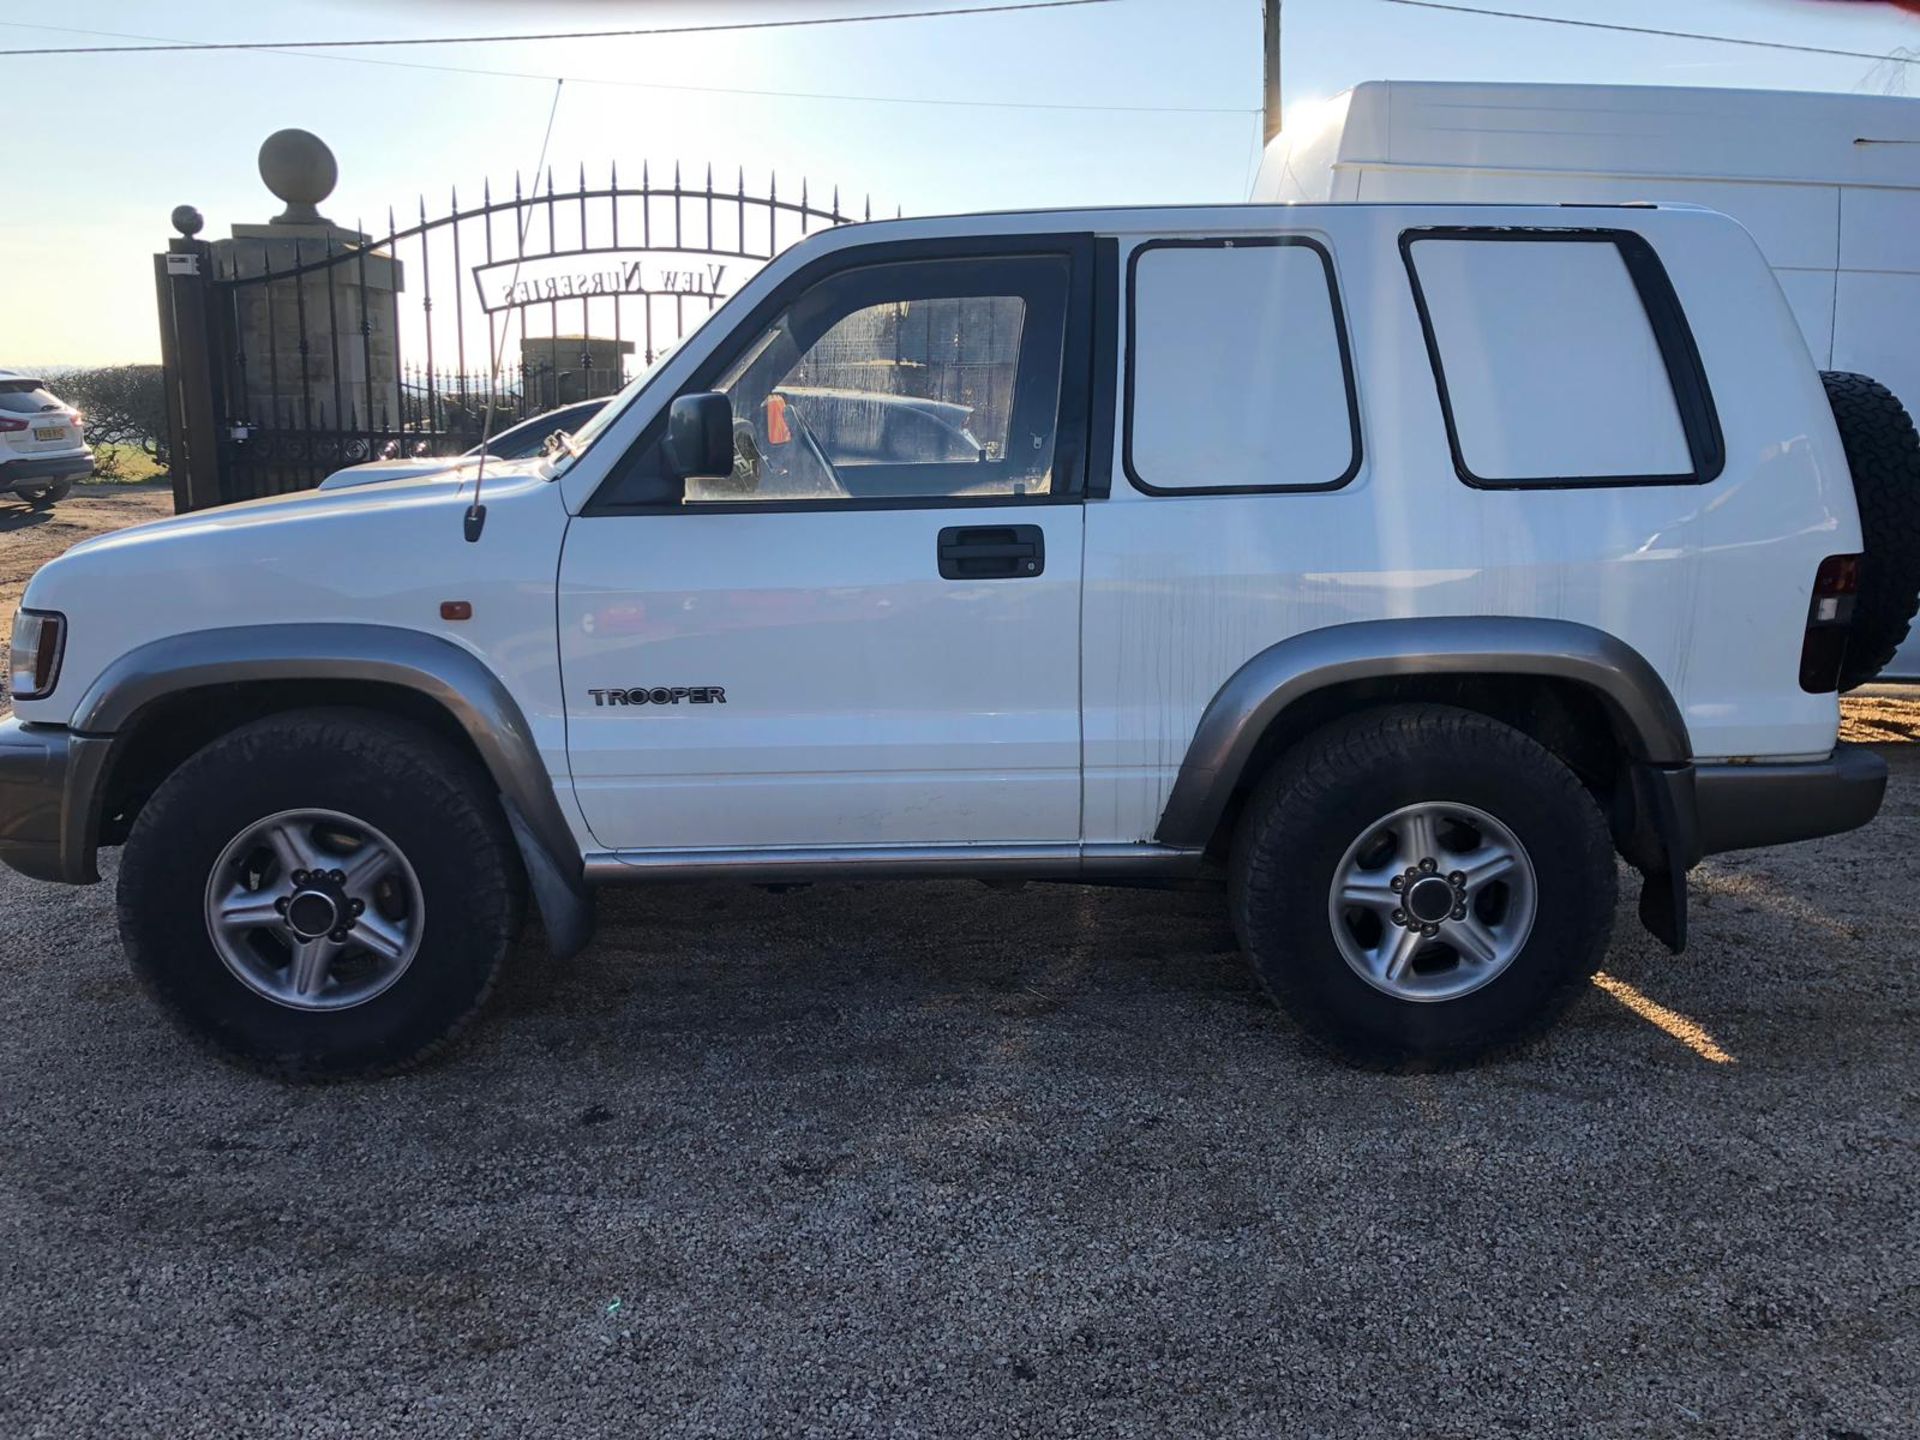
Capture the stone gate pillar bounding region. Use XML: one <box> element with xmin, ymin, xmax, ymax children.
<box><xmin>210</xmin><ymin>129</ymin><xmax>404</xmax><ymax>432</ymax></box>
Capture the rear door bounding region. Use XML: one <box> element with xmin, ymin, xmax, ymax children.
<box><xmin>558</xmin><ymin>235</ymin><xmax>1096</xmax><ymax>853</ymax></box>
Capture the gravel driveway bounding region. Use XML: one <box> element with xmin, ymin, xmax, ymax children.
<box><xmin>2</xmin><ymin>750</ymin><xmax>1916</xmax><ymax>1437</ymax></box>
<box><xmin>3</xmin><ymin>487</ymin><xmax>1916</xmax><ymax>1437</ymax></box>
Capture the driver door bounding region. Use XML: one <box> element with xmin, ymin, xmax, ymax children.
<box><xmin>558</xmin><ymin>236</ymin><xmax>1094</xmax><ymax>854</ymax></box>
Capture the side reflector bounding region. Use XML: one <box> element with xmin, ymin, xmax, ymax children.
<box><xmin>440</xmin><ymin>600</ymin><xmax>473</xmax><ymax>622</ymax></box>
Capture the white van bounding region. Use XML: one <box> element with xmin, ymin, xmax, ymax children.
<box><xmin>1255</xmin><ymin>80</ymin><xmax>1920</xmax><ymax>679</ymax></box>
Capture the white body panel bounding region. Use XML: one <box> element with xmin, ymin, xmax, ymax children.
<box><xmin>559</xmin><ymin>505</ymin><xmax>1084</xmax><ymax>851</ymax></box>
<box><xmin>1254</xmin><ymin>81</ymin><xmax>1920</xmax><ymax>678</ymax></box>
<box><xmin>15</xmin><ymin>202</ymin><xmax>1861</xmax><ymax>866</ymax></box>
<box><xmin>1083</xmin><ymin>206</ymin><xmax>1853</xmax><ymax>842</ymax></box>
<box><xmin>13</xmin><ymin>465</ymin><xmax>593</xmax><ymax>845</ymax></box>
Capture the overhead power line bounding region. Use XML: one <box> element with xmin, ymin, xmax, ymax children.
<box><xmin>0</xmin><ymin>4</ymin><xmax>1247</xmax><ymax>118</ymax></box>
<box><xmin>1384</xmin><ymin>0</ymin><xmax>1920</xmax><ymax>67</ymax></box>
<box><xmin>0</xmin><ymin>0</ymin><xmax>1115</xmax><ymax>57</ymax></box>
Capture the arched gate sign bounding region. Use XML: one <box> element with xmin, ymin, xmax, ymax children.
<box><xmin>155</xmin><ymin>160</ymin><xmax>873</xmax><ymax>508</ymax></box>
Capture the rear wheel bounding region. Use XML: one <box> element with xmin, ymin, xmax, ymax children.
<box><xmin>17</xmin><ymin>481</ymin><xmax>72</xmax><ymax>507</ymax></box>
<box><xmin>1230</xmin><ymin>704</ymin><xmax>1617</xmax><ymax>1066</ymax></box>
<box><xmin>118</xmin><ymin>709</ymin><xmax>524</xmax><ymax>1079</ymax></box>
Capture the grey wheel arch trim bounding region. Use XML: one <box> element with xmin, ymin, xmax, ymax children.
<box><xmin>1152</xmin><ymin>616</ymin><xmax>1692</xmax><ymax>849</ymax></box>
<box><xmin>72</xmin><ymin>623</ymin><xmax>594</xmax><ymax>960</ymax></box>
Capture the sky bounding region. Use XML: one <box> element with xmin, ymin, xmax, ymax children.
<box><xmin>3</xmin><ymin>0</ymin><xmax>1919</xmax><ymax>366</ymax></box>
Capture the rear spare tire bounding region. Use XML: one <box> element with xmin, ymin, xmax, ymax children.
<box><xmin>1821</xmin><ymin>371</ymin><xmax>1920</xmax><ymax>690</ymax></box>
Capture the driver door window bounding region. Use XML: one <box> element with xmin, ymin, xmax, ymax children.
<box><xmin>690</xmin><ymin>256</ymin><xmax>1070</xmax><ymax>504</ymax></box>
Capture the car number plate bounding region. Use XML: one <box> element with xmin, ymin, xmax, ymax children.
<box><xmin>33</xmin><ymin>426</ymin><xmax>67</xmax><ymax>442</ymax></box>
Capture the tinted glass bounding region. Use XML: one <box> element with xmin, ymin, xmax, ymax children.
<box><xmin>0</xmin><ymin>381</ymin><xmax>63</xmax><ymax>415</ymax></box>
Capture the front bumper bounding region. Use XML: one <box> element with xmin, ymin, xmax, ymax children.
<box><xmin>1</xmin><ymin>452</ymin><xmax>94</xmax><ymax>491</ymax></box>
<box><xmin>1694</xmin><ymin>742</ymin><xmax>1889</xmax><ymax>855</ymax></box>
<box><xmin>0</xmin><ymin>718</ymin><xmax>110</xmax><ymax>884</ymax></box>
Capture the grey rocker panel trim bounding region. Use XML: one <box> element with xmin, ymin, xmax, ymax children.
<box><xmin>72</xmin><ymin>624</ymin><xmax>592</xmax><ymax>956</ymax></box>
<box><xmin>1154</xmin><ymin>616</ymin><xmax>1692</xmax><ymax>849</ymax></box>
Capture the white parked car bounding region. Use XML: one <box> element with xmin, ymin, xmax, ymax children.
<box><xmin>0</xmin><ymin>370</ymin><xmax>91</xmax><ymax>506</ymax></box>
<box><xmin>1255</xmin><ymin>80</ymin><xmax>1920</xmax><ymax>680</ymax></box>
<box><xmin>0</xmin><ymin>202</ymin><xmax>1904</xmax><ymax>1078</ymax></box>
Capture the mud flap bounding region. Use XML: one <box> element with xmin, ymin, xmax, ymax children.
<box><xmin>1622</xmin><ymin>763</ymin><xmax>1696</xmax><ymax>955</ymax></box>
<box><xmin>502</xmin><ymin>794</ymin><xmax>597</xmax><ymax>962</ymax></box>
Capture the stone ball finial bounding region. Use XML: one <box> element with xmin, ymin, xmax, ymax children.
<box><xmin>259</xmin><ymin>128</ymin><xmax>338</xmax><ymax>225</ymax></box>
<box><xmin>171</xmin><ymin>204</ymin><xmax>204</xmax><ymax>238</ymax></box>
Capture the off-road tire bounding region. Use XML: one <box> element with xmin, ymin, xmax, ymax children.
<box><xmin>1229</xmin><ymin>704</ymin><xmax>1617</xmax><ymax>1066</ymax></box>
<box><xmin>19</xmin><ymin>481</ymin><xmax>72</xmax><ymax>508</ymax></box>
<box><xmin>1821</xmin><ymin>371</ymin><xmax>1920</xmax><ymax>690</ymax></box>
<box><xmin>118</xmin><ymin>708</ymin><xmax>524</xmax><ymax>1080</ymax></box>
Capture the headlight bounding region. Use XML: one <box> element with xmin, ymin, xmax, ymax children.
<box><xmin>8</xmin><ymin>609</ymin><xmax>65</xmax><ymax>701</ymax></box>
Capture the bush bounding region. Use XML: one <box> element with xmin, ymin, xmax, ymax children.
<box><xmin>56</xmin><ymin>365</ymin><xmax>169</xmax><ymax>468</ymax></box>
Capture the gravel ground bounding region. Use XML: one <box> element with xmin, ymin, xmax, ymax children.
<box><xmin>4</xmin><ymin>487</ymin><xmax>1918</xmax><ymax>1437</ymax></box>
<box><xmin>1</xmin><ymin>751</ymin><xmax>1916</xmax><ymax>1438</ymax></box>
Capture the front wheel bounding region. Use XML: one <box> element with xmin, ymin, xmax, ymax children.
<box><xmin>118</xmin><ymin>709</ymin><xmax>524</xmax><ymax>1079</ymax></box>
<box><xmin>1230</xmin><ymin>704</ymin><xmax>1618</xmax><ymax>1066</ymax></box>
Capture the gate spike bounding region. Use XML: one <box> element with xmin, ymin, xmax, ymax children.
<box><xmin>673</xmin><ymin>160</ymin><xmax>681</xmax><ymax>191</ymax></box>
<box><xmin>737</xmin><ymin>166</ymin><xmax>745</xmax><ymax>197</ymax></box>
<box><xmin>865</xmin><ymin>195</ymin><xmax>872</xmax><ymax>222</ymax></box>
<box><xmin>514</xmin><ymin>171</ymin><xmax>522</xmax><ymax>202</ymax></box>
<box><xmin>610</xmin><ymin>159</ymin><xmax>619</xmax><ymax>189</ymax></box>
<box><xmin>642</xmin><ymin>159</ymin><xmax>649</xmax><ymax>188</ymax></box>
<box><xmin>545</xmin><ymin>164</ymin><xmax>554</xmax><ymax>198</ymax></box>
<box><xmin>579</xmin><ymin>161</ymin><xmax>587</xmax><ymax>194</ymax></box>
<box><xmin>451</xmin><ymin>183</ymin><xmax>459</xmax><ymax>213</ymax></box>
<box><xmin>387</xmin><ymin>206</ymin><xmax>396</xmax><ymax>242</ymax></box>
<box><xmin>483</xmin><ymin>176</ymin><xmax>492</xmax><ymax>207</ymax></box>
<box><xmin>705</xmin><ymin>162</ymin><xmax>713</xmax><ymax>196</ymax></box>
<box><xmin>832</xmin><ymin>185</ymin><xmax>840</xmax><ymax>220</ymax></box>
<box><xmin>769</xmin><ymin>171</ymin><xmax>777</xmax><ymax>203</ymax></box>
<box><xmin>419</xmin><ymin>195</ymin><xmax>427</xmax><ymax>225</ymax></box>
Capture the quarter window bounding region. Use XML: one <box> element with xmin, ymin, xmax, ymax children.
<box><xmin>1402</xmin><ymin>230</ymin><xmax>1722</xmax><ymax>487</ymax></box>
<box><xmin>1125</xmin><ymin>238</ymin><xmax>1360</xmax><ymax>494</ymax></box>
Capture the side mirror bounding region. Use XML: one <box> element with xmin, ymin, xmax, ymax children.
<box><xmin>663</xmin><ymin>392</ymin><xmax>735</xmax><ymax>480</ymax></box>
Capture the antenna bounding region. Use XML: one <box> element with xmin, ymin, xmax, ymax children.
<box><xmin>466</xmin><ymin>79</ymin><xmax>564</xmax><ymax>543</ymax></box>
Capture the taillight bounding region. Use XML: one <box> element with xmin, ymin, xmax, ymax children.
<box><xmin>0</xmin><ymin>416</ymin><xmax>26</xmax><ymax>433</ymax></box>
<box><xmin>1799</xmin><ymin>552</ymin><xmax>1862</xmax><ymax>693</ymax></box>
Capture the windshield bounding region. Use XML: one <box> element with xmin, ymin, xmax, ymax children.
<box><xmin>545</xmin><ymin>338</ymin><xmax>684</xmax><ymax>476</ymax></box>
<box><xmin>467</xmin><ymin>400</ymin><xmax>605</xmax><ymax>461</ymax></box>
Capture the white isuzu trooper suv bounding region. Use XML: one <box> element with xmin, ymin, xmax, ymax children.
<box><xmin>2</xmin><ymin>204</ymin><xmax>1908</xmax><ymax>1078</ymax></box>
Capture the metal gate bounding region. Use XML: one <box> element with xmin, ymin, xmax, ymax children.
<box><xmin>155</xmin><ymin>167</ymin><xmax>870</xmax><ymax>509</ymax></box>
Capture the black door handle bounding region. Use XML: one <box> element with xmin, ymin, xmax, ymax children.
<box><xmin>937</xmin><ymin>524</ymin><xmax>1045</xmax><ymax>580</ymax></box>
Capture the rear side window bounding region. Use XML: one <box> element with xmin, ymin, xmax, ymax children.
<box><xmin>1125</xmin><ymin>238</ymin><xmax>1360</xmax><ymax>494</ymax></box>
<box><xmin>1402</xmin><ymin>229</ymin><xmax>1723</xmax><ymax>488</ymax></box>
